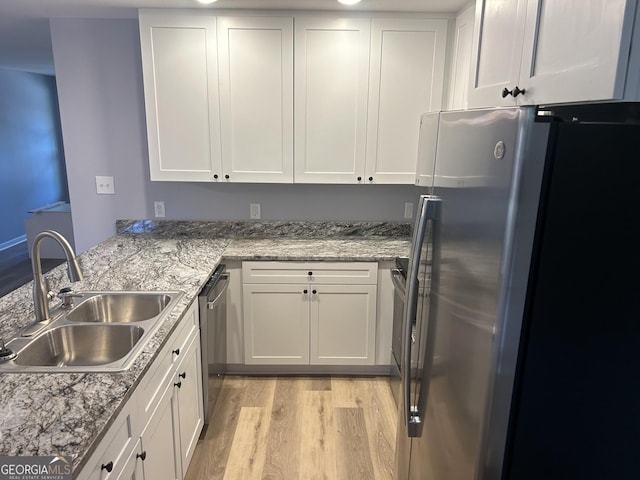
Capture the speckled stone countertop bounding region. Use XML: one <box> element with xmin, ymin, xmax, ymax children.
<box><xmin>0</xmin><ymin>220</ymin><xmax>410</xmax><ymax>476</ymax></box>
<box><xmin>223</xmin><ymin>238</ymin><xmax>410</xmax><ymax>261</ymax></box>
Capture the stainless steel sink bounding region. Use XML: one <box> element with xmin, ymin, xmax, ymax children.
<box><xmin>0</xmin><ymin>291</ymin><xmax>184</xmax><ymax>373</ymax></box>
<box><xmin>14</xmin><ymin>325</ymin><xmax>144</xmax><ymax>367</ymax></box>
<box><xmin>65</xmin><ymin>293</ymin><xmax>173</xmax><ymax>323</ymax></box>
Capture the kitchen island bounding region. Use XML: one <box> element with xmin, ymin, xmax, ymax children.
<box><xmin>0</xmin><ymin>221</ymin><xmax>409</xmax><ymax>476</ymax></box>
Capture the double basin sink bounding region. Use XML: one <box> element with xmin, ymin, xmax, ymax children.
<box><xmin>0</xmin><ymin>291</ymin><xmax>183</xmax><ymax>373</ymax></box>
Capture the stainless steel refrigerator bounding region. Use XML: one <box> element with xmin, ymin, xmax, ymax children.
<box><xmin>396</xmin><ymin>104</ymin><xmax>640</xmax><ymax>480</ymax></box>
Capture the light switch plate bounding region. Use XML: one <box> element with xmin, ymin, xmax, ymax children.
<box><xmin>96</xmin><ymin>176</ymin><xmax>115</xmax><ymax>195</ymax></box>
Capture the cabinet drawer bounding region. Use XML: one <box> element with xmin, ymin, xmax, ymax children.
<box><xmin>137</xmin><ymin>300</ymin><xmax>199</xmax><ymax>423</ymax></box>
<box><xmin>242</xmin><ymin>261</ymin><xmax>378</xmax><ymax>285</ymax></box>
<box><xmin>77</xmin><ymin>399</ymin><xmax>138</xmax><ymax>480</ymax></box>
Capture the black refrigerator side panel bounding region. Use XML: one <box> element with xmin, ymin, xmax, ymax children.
<box><xmin>504</xmin><ymin>123</ymin><xmax>640</xmax><ymax>480</ymax></box>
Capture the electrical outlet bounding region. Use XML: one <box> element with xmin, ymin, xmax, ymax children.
<box><xmin>96</xmin><ymin>176</ymin><xmax>115</xmax><ymax>195</ymax></box>
<box><xmin>154</xmin><ymin>201</ymin><xmax>166</xmax><ymax>218</ymax></box>
<box><xmin>250</xmin><ymin>203</ymin><xmax>261</xmax><ymax>220</ymax></box>
<box><xmin>404</xmin><ymin>202</ymin><xmax>414</xmax><ymax>219</ymax></box>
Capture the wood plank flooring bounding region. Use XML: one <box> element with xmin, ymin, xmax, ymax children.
<box><xmin>185</xmin><ymin>376</ymin><xmax>397</xmax><ymax>480</ymax></box>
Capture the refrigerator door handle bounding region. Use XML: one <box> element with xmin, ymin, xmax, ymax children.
<box><xmin>409</xmin><ymin>202</ymin><xmax>441</xmax><ymax>438</ymax></box>
<box><xmin>403</xmin><ymin>195</ymin><xmax>441</xmax><ymax>437</ymax></box>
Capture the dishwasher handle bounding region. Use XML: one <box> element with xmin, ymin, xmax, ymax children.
<box><xmin>207</xmin><ymin>272</ymin><xmax>230</xmax><ymax>309</ymax></box>
<box><xmin>391</xmin><ymin>268</ymin><xmax>406</xmax><ymax>300</ymax></box>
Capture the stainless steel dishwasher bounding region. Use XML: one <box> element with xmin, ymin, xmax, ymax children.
<box><xmin>198</xmin><ymin>264</ymin><xmax>229</xmax><ymax>426</ymax></box>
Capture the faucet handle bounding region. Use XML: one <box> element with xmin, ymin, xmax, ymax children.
<box><xmin>44</xmin><ymin>278</ymin><xmax>56</xmax><ymax>301</ymax></box>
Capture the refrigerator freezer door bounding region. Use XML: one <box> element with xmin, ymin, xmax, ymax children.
<box><xmin>399</xmin><ymin>108</ymin><xmax>528</xmax><ymax>480</ymax></box>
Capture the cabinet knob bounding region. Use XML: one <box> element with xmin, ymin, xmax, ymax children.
<box><xmin>179</xmin><ymin>372</ymin><xmax>186</xmax><ymax>379</ymax></box>
<box><xmin>312</xmin><ymin>289</ymin><xmax>317</xmax><ymax>294</ymax></box>
<box><xmin>213</xmin><ymin>174</ymin><xmax>219</xmax><ymax>179</ymax></box>
<box><xmin>101</xmin><ymin>461</ymin><xmax>114</xmax><ymax>472</ymax></box>
<box><xmin>368</xmin><ymin>176</ymin><xmax>373</xmax><ymax>182</ymax></box>
<box><xmin>225</xmin><ymin>174</ymin><xmax>230</xmax><ymax>179</ymax></box>
<box><xmin>513</xmin><ymin>86</ymin><xmax>526</xmax><ymax>97</ymax></box>
<box><xmin>303</xmin><ymin>289</ymin><xmax>308</xmax><ymax>294</ymax></box>
<box><xmin>308</xmin><ymin>271</ymin><xmax>313</xmax><ymax>276</ymax></box>
<box><xmin>357</xmin><ymin>176</ymin><xmax>362</xmax><ymax>181</ymax></box>
<box><xmin>172</xmin><ymin>348</ymin><xmax>180</xmax><ymax>356</ymax></box>
<box><xmin>174</xmin><ymin>381</ymin><xmax>182</xmax><ymax>389</ymax></box>
<box><xmin>136</xmin><ymin>451</ymin><xmax>147</xmax><ymax>461</ymax></box>
<box><xmin>502</xmin><ymin>86</ymin><xmax>526</xmax><ymax>98</ymax></box>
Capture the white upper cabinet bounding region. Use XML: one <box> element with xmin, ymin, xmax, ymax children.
<box><xmin>468</xmin><ymin>0</ymin><xmax>527</xmax><ymax>108</ymax></box>
<box><xmin>446</xmin><ymin>4</ymin><xmax>475</xmax><ymax>111</ymax></box>
<box><xmin>366</xmin><ymin>18</ymin><xmax>447</xmax><ymax>184</ymax></box>
<box><xmin>518</xmin><ymin>0</ymin><xmax>635</xmax><ymax>105</ymax></box>
<box><xmin>415</xmin><ymin>112</ymin><xmax>440</xmax><ymax>188</ymax></box>
<box><xmin>217</xmin><ymin>16</ymin><xmax>294</xmax><ymax>183</ymax></box>
<box><xmin>469</xmin><ymin>0</ymin><xmax>637</xmax><ymax>108</ymax></box>
<box><xmin>294</xmin><ymin>17</ymin><xmax>371</xmax><ymax>184</ymax></box>
<box><xmin>140</xmin><ymin>10</ymin><xmax>450</xmax><ymax>184</ymax></box>
<box><xmin>139</xmin><ymin>13</ymin><xmax>222</xmax><ymax>182</ymax></box>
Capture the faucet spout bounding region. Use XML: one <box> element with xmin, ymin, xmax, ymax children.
<box><xmin>31</xmin><ymin>230</ymin><xmax>83</xmax><ymax>323</ymax></box>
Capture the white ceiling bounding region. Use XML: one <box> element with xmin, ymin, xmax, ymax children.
<box><xmin>0</xmin><ymin>0</ymin><xmax>471</xmax><ymax>75</ymax></box>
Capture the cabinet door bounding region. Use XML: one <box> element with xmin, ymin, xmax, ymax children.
<box><xmin>366</xmin><ymin>18</ymin><xmax>447</xmax><ymax>184</ymax></box>
<box><xmin>76</xmin><ymin>399</ymin><xmax>139</xmax><ymax>480</ymax></box>
<box><xmin>310</xmin><ymin>284</ymin><xmax>377</xmax><ymax>365</ymax></box>
<box><xmin>447</xmin><ymin>4</ymin><xmax>475</xmax><ymax>111</ymax></box>
<box><xmin>140</xmin><ymin>383</ymin><xmax>180</xmax><ymax>480</ymax></box>
<box><xmin>518</xmin><ymin>0</ymin><xmax>635</xmax><ymax>105</ymax></box>
<box><xmin>294</xmin><ymin>17</ymin><xmax>371</xmax><ymax>184</ymax></box>
<box><xmin>468</xmin><ymin>0</ymin><xmax>528</xmax><ymax>108</ymax></box>
<box><xmin>139</xmin><ymin>13</ymin><xmax>222</xmax><ymax>182</ymax></box>
<box><xmin>415</xmin><ymin>112</ymin><xmax>440</xmax><ymax>188</ymax></box>
<box><xmin>243</xmin><ymin>284</ymin><xmax>309</xmax><ymax>364</ymax></box>
<box><xmin>174</xmin><ymin>334</ymin><xmax>204</xmax><ymax>477</ymax></box>
<box><xmin>114</xmin><ymin>441</ymin><xmax>144</xmax><ymax>480</ymax></box>
<box><xmin>217</xmin><ymin>16</ymin><xmax>294</xmax><ymax>183</ymax></box>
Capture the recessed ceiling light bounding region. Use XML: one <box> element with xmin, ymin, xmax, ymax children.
<box><xmin>338</xmin><ymin>0</ymin><xmax>362</xmax><ymax>5</ymax></box>
<box><xmin>196</xmin><ymin>0</ymin><xmax>219</xmax><ymax>4</ymax></box>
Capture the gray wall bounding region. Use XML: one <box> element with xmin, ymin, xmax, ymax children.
<box><xmin>51</xmin><ymin>18</ymin><xmax>422</xmax><ymax>253</ymax></box>
<box><xmin>0</xmin><ymin>68</ymin><xmax>68</xmax><ymax>247</ymax></box>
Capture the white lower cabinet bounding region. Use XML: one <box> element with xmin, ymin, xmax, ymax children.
<box><xmin>76</xmin><ymin>398</ymin><xmax>140</xmax><ymax>480</ymax></box>
<box><xmin>243</xmin><ymin>283</ymin><xmax>309</xmax><ymax>364</ymax></box>
<box><xmin>78</xmin><ymin>301</ymin><xmax>203</xmax><ymax>480</ymax></box>
<box><xmin>242</xmin><ymin>262</ymin><xmax>377</xmax><ymax>366</ymax></box>
<box><xmin>174</xmin><ymin>334</ymin><xmax>204</xmax><ymax>471</ymax></box>
<box><xmin>310</xmin><ymin>284</ymin><xmax>376</xmax><ymax>365</ymax></box>
<box><xmin>140</xmin><ymin>381</ymin><xmax>181</xmax><ymax>480</ymax></box>
<box><xmin>114</xmin><ymin>440</ymin><xmax>145</xmax><ymax>480</ymax></box>
<box><xmin>139</xmin><ymin>304</ymin><xmax>203</xmax><ymax>480</ymax></box>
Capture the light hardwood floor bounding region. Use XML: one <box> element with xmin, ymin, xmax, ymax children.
<box><xmin>185</xmin><ymin>376</ymin><xmax>397</xmax><ymax>480</ymax></box>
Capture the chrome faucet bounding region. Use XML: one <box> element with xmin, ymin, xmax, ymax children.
<box><xmin>31</xmin><ymin>230</ymin><xmax>83</xmax><ymax>324</ymax></box>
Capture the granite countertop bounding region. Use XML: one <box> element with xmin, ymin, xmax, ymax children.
<box><xmin>0</xmin><ymin>221</ymin><xmax>410</xmax><ymax>476</ymax></box>
<box><xmin>224</xmin><ymin>237</ymin><xmax>410</xmax><ymax>261</ymax></box>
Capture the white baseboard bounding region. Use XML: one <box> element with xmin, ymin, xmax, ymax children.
<box><xmin>0</xmin><ymin>235</ymin><xmax>27</xmax><ymax>252</ymax></box>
